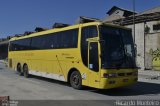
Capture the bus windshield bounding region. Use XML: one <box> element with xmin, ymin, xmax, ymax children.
<box><xmin>100</xmin><ymin>25</ymin><xmax>136</xmax><ymax>69</ymax></box>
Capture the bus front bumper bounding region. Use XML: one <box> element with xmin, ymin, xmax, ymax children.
<box><xmin>99</xmin><ymin>76</ymin><xmax>138</xmax><ymax>89</ymax></box>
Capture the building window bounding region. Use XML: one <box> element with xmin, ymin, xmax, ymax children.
<box><xmin>153</xmin><ymin>24</ymin><xmax>160</xmax><ymax>31</ymax></box>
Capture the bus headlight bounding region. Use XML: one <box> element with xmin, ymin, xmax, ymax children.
<box><xmin>108</xmin><ymin>80</ymin><xmax>116</xmax><ymax>84</ymax></box>
<box><xmin>133</xmin><ymin>71</ymin><xmax>138</xmax><ymax>76</ymax></box>
<box><xmin>103</xmin><ymin>73</ymin><xmax>117</xmax><ymax>78</ymax></box>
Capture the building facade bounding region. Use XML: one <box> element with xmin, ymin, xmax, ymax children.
<box><xmin>103</xmin><ymin>6</ymin><xmax>160</xmax><ymax>70</ymax></box>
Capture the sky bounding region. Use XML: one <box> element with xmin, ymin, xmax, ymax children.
<box><xmin>0</xmin><ymin>0</ymin><xmax>160</xmax><ymax>38</ymax></box>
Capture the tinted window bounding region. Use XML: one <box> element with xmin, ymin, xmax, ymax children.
<box><xmin>100</xmin><ymin>26</ymin><xmax>136</xmax><ymax>69</ymax></box>
<box><xmin>31</xmin><ymin>29</ymin><xmax>78</xmax><ymax>50</ymax></box>
<box><xmin>81</xmin><ymin>26</ymin><xmax>98</xmax><ymax>67</ymax></box>
<box><xmin>58</xmin><ymin>29</ymin><xmax>78</xmax><ymax>48</ymax></box>
<box><xmin>10</xmin><ymin>29</ymin><xmax>79</xmax><ymax>51</ymax></box>
<box><xmin>9</xmin><ymin>38</ymin><xmax>31</xmax><ymax>51</ymax></box>
<box><xmin>31</xmin><ymin>35</ymin><xmax>50</xmax><ymax>50</ymax></box>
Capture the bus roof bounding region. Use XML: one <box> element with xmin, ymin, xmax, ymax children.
<box><xmin>10</xmin><ymin>22</ymin><xmax>131</xmax><ymax>41</ymax></box>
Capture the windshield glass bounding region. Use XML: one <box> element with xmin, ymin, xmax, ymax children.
<box><xmin>100</xmin><ymin>25</ymin><xmax>136</xmax><ymax>69</ymax></box>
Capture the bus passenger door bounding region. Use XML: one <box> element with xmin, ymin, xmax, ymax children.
<box><xmin>88</xmin><ymin>42</ymin><xmax>100</xmax><ymax>88</ymax></box>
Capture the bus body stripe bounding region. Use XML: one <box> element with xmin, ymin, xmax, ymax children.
<box><xmin>29</xmin><ymin>70</ymin><xmax>66</xmax><ymax>82</ymax></box>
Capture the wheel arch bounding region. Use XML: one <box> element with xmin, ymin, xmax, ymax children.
<box><xmin>17</xmin><ymin>63</ymin><xmax>21</xmax><ymax>67</ymax></box>
<box><xmin>23</xmin><ymin>63</ymin><xmax>28</xmax><ymax>68</ymax></box>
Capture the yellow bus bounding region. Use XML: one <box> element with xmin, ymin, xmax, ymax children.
<box><xmin>8</xmin><ymin>22</ymin><xmax>138</xmax><ymax>89</ymax></box>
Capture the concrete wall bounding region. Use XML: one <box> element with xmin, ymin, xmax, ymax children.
<box><xmin>145</xmin><ymin>21</ymin><xmax>160</xmax><ymax>70</ymax></box>
<box><xmin>146</xmin><ymin>21</ymin><xmax>160</xmax><ymax>34</ymax></box>
<box><xmin>126</xmin><ymin>20</ymin><xmax>160</xmax><ymax>70</ymax></box>
<box><xmin>126</xmin><ymin>23</ymin><xmax>145</xmax><ymax>69</ymax></box>
<box><xmin>145</xmin><ymin>33</ymin><xmax>160</xmax><ymax>69</ymax></box>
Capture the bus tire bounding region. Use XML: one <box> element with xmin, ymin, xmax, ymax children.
<box><xmin>23</xmin><ymin>64</ymin><xmax>29</xmax><ymax>78</ymax></box>
<box><xmin>70</xmin><ymin>71</ymin><xmax>82</xmax><ymax>90</ymax></box>
<box><xmin>17</xmin><ymin>64</ymin><xmax>23</xmax><ymax>76</ymax></box>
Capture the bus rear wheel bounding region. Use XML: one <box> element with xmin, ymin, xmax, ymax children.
<box><xmin>70</xmin><ymin>71</ymin><xmax>82</xmax><ymax>90</ymax></box>
<box><xmin>23</xmin><ymin>64</ymin><xmax>29</xmax><ymax>78</ymax></box>
<box><xmin>17</xmin><ymin>64</ymin><xmax>23</xmax><ymax>76</ymax></box>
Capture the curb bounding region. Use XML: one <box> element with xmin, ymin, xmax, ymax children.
<box><xmin>138</xmin><ymin>70</ymin><xmax>160</xmax><ymax>76</ymax></box>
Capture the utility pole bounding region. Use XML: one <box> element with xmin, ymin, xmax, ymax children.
<box><xmin>133</xmin><ymin>0</ymin><xmax>135</xmax><ymax>43</ymax></box>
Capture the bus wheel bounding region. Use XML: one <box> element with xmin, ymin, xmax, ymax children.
<box><xmin>17</xmin><ymin>64</ymin><xmax>23</xmax><ymax>76</ymax></box>
<box><xmin>70</xmin><ymin>71</ymin><xmax>82</xmax><ymax>90</ymax></box>
<box><xmin>23</xmin><ymin>64</ymin><xmax>29</xmax><ymax>78</ymax></box>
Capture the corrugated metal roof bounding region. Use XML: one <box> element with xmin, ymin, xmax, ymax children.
<box><xmin>104</xmin><ymin>6</ymin><xmax>160</xmax><ymax>25</ymax></box>
<box><xmin>107</xmin><ymin>6</ymin><xmax>137</xmax><ymax>15</ymax></box>
<box><xmin>102</xmin><ymin>15</ymin><xmax>124</xmax><ymax>23</ymax></box>
<box><xmin>137</xmin><ymin>6</ymin><xmax>160</xmax><ymax>15</ymax></box>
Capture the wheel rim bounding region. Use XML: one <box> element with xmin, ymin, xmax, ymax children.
<box><xmin>73</xmin><ymin>75</ymin><xmax>79</xmax><ymax>85</ymax></box>
<box><xmin>70</xmin><ymin>71</ymin><xmax>82</xmax><ymax>89</ymax></box>
<box><xmin>71</xmin><ymin>73</ymin><xmax>80</xmax><ymax>87</ymax></box>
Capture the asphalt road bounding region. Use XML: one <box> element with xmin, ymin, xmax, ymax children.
<box><xmin>0</xmin><ymin>62</ymin><xmax>160</xmax><ymax>104</ymax></box>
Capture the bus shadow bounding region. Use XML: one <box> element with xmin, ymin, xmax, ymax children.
<box><xmin>26</xmin><ymin>75</ymin><xmax>160</xmax><ymax>96</ymax></box>
<box><xmin>90</xmin><ymin>82</ymin><xmax>160</xmax><ymax>96</ymax></box>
